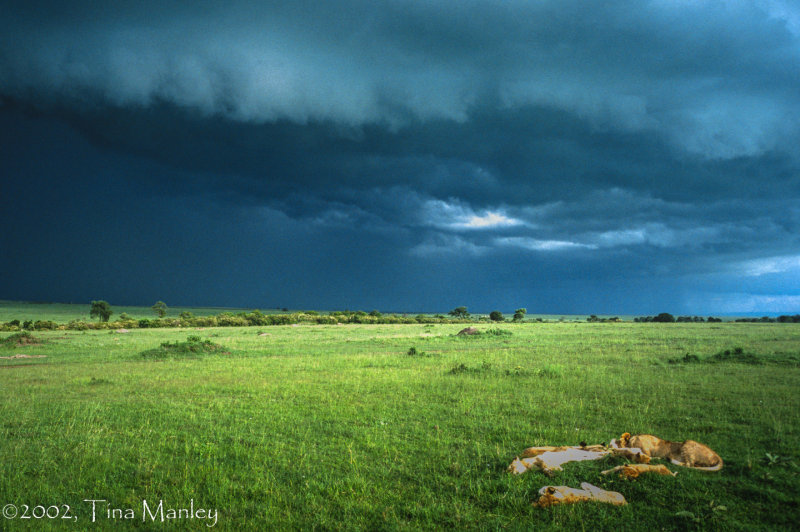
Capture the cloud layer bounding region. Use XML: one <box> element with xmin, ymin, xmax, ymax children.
<box><xmin>1</xmin><ymin>1</ymin><xmax>799</xmax><ymax>313</ymax></box>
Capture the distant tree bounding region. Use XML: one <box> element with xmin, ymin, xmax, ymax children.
<box><xmin>151</xmin><ymin>301</ymin><xmax>168</xmax><ymax>318</ymax></box>
<box><xmin>90</xmin><ymin>300</ymin><xmax>113</xmax><ymax>322</ymax></box>
<box><xmin>448</xmin><ymin>306</ymin><xmax>469</xmax><ymax>319</ymax></box>
<box><xmin>369</xmin><ymin>310</ymin><xmax>382</xmax><ymax>317</ymax></box>
<box><xmin>179</xmin><ymin>311</ymin><xmax>194</xmax><ymax>320</ymax></box>
<box><xmin>489</xmin><ymin>310</ymin><xmax>504</xmax><ymax>322</ymax></box>
<box><xmin>653</xmin><ymin>312</ymin><xmax>675</xmax><ymax>323</ymax></box>
<box><xmin>513</xmin><ymin>308</ymin><xmax>527</xmax><ymax>322</ymax></box>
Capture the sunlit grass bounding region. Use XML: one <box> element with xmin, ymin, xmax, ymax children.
<box><xmin>1</xmin><ymin>322</ymin><xmax>799</xmax><ymax>530</ymax></box>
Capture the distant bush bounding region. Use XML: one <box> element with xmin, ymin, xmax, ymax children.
<box><xmin>709</xmin><ymin>347</ymin><xmax>761</xmax><ymax>365</ymax></box>
<box><xmin>32</xmin><ymin>320</ymin><xmax>58</xmax><ymax>330</ymax></box>
<box><xmin>448</xmin><ymin>361</ymin><xmax>492</xmax><ymax>375</ymax></box>
<box><xmin>141</xmin><ymin>336</ymin><xmax>226</xmax><ymax>359</ymax></box>
<box><xmin>534</xmin><ymin>364</ymin><xmax>564</xmax><ymax>378</ymax></box>
<box><xmin>669</xmin><ymin>353</ymin><xmax>701</xmax><ymax>364</ymax></box>
<box><xmin>668</xmin><ymin>347</ymin><xmax>800</xmax><ymax>366</ymax></box>
<box><xmin>484</xmin><ymin>328</ymin><xmax>512</xmax><ymax>336</ymax></box>
<box><xmin>407</xmin><ymin>346</ymin><xmax>430</xmax><ymax>357</ymax></box>
<box><xmin>504</xmin><ymin>366</ymin><xmax>529</xmax><ymax>377</ymax></box>
<box><xmin>216</xmin><ymin>314</ymin><xmax>249</xmax><ymax>327</ymax></box>
<box><xmin>489</xmin><ymin>311</ymin><xmax>504</xmax><ymax>322</ymax></box>
<box><xmin>0</xmin><ymin>321</ymin><xmax>21</xmax><ymax>332</ymax></box>
<box><xmin>68</xmin><ymin>320</ymin><xmax>90</xmax><ymax>331</ymax></box>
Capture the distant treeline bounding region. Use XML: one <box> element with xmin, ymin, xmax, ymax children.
<box><xmin>634</xmin><ymin>312</ymin><xmax>800</xmax><ymax>323</ymax></box>
<box><xmin>3</xmin><ymin>309</ymin><xmax>799</xmax><ymax>332</ymax></box>
<box><xmin>634</xmin><ymin>313</ymin><xmax>723</xmax><ymax>323</ymax></box>
<box><xmin>0</xmin><ymin>310</ymin><xmax>473</xmax><ymax>331</ymax></box>
<box><xmin>732</xmin><ymin>315</ymin><xmax>800</xmax><ymax>323</ymax></box>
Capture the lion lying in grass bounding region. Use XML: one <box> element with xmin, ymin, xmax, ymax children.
<box><xmin>601</xmin><ymin>463</ymin><xmax>677</xmax><ymax>479</ymax></box>
<box><xmin>612</xmin><ymin>432</ymin><xmax>723</xmax><ymax>471</ymax></box>
<box><xmin>534</xmin><ymin>482</ymin><xmax>626</xmax><ymax>508</ymax></box>
<box><xmin>508</xmin><ymin>443</ymin><xmax>649</xmax><ymax>476</ymax></box>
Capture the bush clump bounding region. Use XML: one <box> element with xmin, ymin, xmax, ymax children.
<box><xmin>141</xmin><ymin>336</ymin><xmax>226</xmax><ymax>359</ymax></box>
<box><xmin>484</xmin><ymin>328</ymin><xmax>512</xmax><ymax>336</ymax></box>
<box><xmin>448</xmin><ymin>361</ymin><xmax>492</xmax><ymax>375</ymax></box>
<box><xmin>668</xmin><ymin>347</ymin><xmax>800</xmax><ymax>366</ymax></box>
<box><xmin>407</xmin><ymin>346</ymin><xmax>429</xmax><ymax>357</ymax></box>
<box><xmin>708</xmin><ymin>347</ymin><xmax>761</xmax><ymax>364</ymax></box>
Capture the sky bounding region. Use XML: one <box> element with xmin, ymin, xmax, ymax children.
<box><xmin>1</xmin><ymin>0</ymin><xmax>799</xmax><ymax>315</ymax></box>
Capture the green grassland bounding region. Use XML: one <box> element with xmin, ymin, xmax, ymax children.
<box><xmin>1</xmin><ymin>306</ymin><xmax>799</xmax><ymax>530</ymax></box>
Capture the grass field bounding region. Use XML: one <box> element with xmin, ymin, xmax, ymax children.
<box><xmin>1</xmin><ymin>304</ymin><xmax>799</xmax><ymax>530</ymax></box>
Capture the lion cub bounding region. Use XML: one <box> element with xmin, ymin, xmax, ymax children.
<box><xmin>617</xmin><ymin>432</ymin><xmax>723</xmax><ymax>471</ymax></box>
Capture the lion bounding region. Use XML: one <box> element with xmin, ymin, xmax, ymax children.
<box><xmin>614</xmin><ymin>432</ymin><xmax>723</xmax><ymax>471</ymax></box>
<box><xmin>508</xmin><ymin>442</ymin><xmax>650</xmax><ymax>476</ymax></box>
<box><xmin>600</xmin><ymin>463</ymin><xmax>677</xmax><ymax>479</ymax></box>
<box><xmin>534</xmin><ymin>482</ymin><xmax>626</xmax><ymax>508</ymax></box>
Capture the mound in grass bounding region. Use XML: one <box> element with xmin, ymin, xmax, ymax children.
<box><xmin>140</xmin><ymin>335</ymin><xmax>227</xmax><ymax>359</ymax></box>
<box><xmin>1</xmin><ymin>331</ymin><xmax>41</xmax><ymax>348</ymax></box>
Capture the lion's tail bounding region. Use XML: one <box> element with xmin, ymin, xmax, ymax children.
<box><xmin>670</xmin><ymin>458</ymin><xmax>723</xmax><ymax>471</ymax></box>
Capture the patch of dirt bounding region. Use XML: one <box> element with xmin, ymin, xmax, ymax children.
<box><xmin>0</xmin><ymin>354</ymin><xmax>47</xmax><ymax>360</ymax></box>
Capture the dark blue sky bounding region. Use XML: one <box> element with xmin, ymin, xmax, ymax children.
<box><xmin>1</xmin><ymin>1</ymin><xmax>799</xmax><ymax>314</ymax></box>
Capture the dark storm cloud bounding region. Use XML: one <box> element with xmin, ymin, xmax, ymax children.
<box><xmin>2</xmin><ymin>0</ymin><xmax>799</xmax><ymax>313</ymax></box>
<box><xmin>3</xmin><ymin>0</ymin><xmax>799</xmax><ymax>154</ymax></box>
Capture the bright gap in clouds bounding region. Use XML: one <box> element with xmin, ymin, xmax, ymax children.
<box><xmin>739</xmin><ymin>254</ymin><xmax>800</xmax><ymax>276</ymax></box>
<box><xmin>496</xmin><ymin>236</ymin><xmax>597</xmax><ymax>251</ymax></box>
<box><xmin>461</xmin><ymin>211</ymin><xmax>522</xmax><ymax>229</ymax></box>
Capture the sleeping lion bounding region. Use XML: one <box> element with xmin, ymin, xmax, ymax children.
<box><xmin>615</xmin><ymin>432</ymin><xmax>723</xmax><ymax>471</ymax></box>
